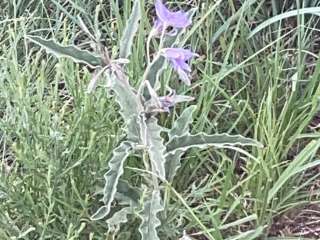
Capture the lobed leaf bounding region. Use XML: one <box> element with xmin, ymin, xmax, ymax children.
<box><xmin>107</xmin><ymin>207</ymin><xmax>134</xmax><ymax>231</ymax></box>
<box><xmin>107</xmin><ymin>70</ymin><xmax>144</xmax><ymax>143</ymax></box>
<box><xmin>166</xmin><ymin>133</ymin><xmax>263</xmax><ymax>156</ymax></box>
<box><xmin>168</xmin><ymin>105</ymin><xmax>196</xmax><ymax>140</ymax></box>
<box><xmin>91</xmin><ymin>141</ymin><xmax>133</xmax><ymax>220</ymax></box>
<box><xmin>90</xmin><ymin>206</ymin><xmax>109</xmax><ymax>221</ymax></box>
<box><xmin>26</xmin><ymin>35</ymin><xmax>103</xmax><ymax>68</ymax></box>
<box><xmin>109</xmin><ymin>71</ymin><xmax>143</xmax><ymax>118</ymax></box>
<box><xmin>146</xmin><ymin>117</ymin><xmax>166</xmax><ymax>179</ymax></box>
<box><xmin>119</xmin><ymin>0</ymin><xmax>141</xmax><ymax>59</ymax></box>
<box><xmin>139</xmin><ymin>190</ymin><xmax>164</xmax><ymax>240</ymax></box>
<box><xmin>166</xmin><ymin>105</ymin><xmax>197</xmax><ymax>181</ymax></box>
<box><xmin>115</xmin><ymin>179</ymin><xmax>141</xmax><ymax>206</ymax></box>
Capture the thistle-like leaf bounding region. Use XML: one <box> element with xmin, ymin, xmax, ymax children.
<box><xmin>146</xmin><ymin>117</ymin><xmax>166</xmax><ymax>179</ymax></box>
<box><xmin>139</xmin><ymin>190</ymin><xmax>164</xmax><ymax>240</ymax></box>
<box><xmin>91</xmin><ymin>206</ymin><xmax>109</xmax><ymax>221</ymax></box>
<box><xmin>166</xmin><ymin>105</ymin><xmax>196</xmax><ymax>181</ymax></box>
<box><xmin>166</xmin><ymin>133</ymin><xmax>263</xmax><ymax>156</ymax></box>
<box><xmin>115</xmin><ymin>179</ymin><xmax>141</xmax><ymax>206</ymax></box>
<box><xmin>107</xmin><ymin>70</ymin><xmax>144</xmax><ymax>142</ymax></box>
<box><xmin>26</xmin><ymin>35</ymin><xmax>103</xmax><ymax>68</ymax></box>
<box><xmin>145</xmin><ymin>8</ymin><xmax>197</xmax><ymax>89</ymax></box>
<box><xmin>108</xmin><ymin>71</ymin><xmax>143</xmax><ymax>118</ymax></box>
<box><xmin>119</xmin><ymin>0</ymin><xmax>141</xmax><ymax>59</ymax></box>
<box><xmin>168</xmin><ymin>105</ymin><xmax>196</xmax><ymax>140</ymax></box>
<box><xmin>91</xmin><ymin>141</ymin><xmax>132</xmax><ymax>220</ymax></box>
<box><xmin>107</xmin><ymin>207</ymin><xmax>134</xmax><ymax>231</ymax></box>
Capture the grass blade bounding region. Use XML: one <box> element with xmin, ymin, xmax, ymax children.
<box><xmin>248</xmin><ymin>7</ymin><xmax>320</xmax><ymax>38</ymax></box>
<box><xmin>119</xmin><ymin>0</ymin><xmax>141</xmax><ymax>59</ymax></box>
<box><xmin>267</xmin><ymin>140</ymin><xmax>320</xmax><ymax>203</ymax></box>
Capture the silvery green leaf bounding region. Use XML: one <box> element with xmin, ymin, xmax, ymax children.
<box><xmin>119</xmin><ymin>0</ymin><xmax>141</xmax><ymax>59</ymax></box>
<box><xmin>166</xmin><ymin>133</ymin><xmax>263</xmax><ymax>156</ymax></box>
<box><xmin>91</xmin><ymin>206</ymin><xmax>109</xmax><ymax>221</ymax></box>
<box><xmin>169</xmin><ymin>105</ymin><xmax>196</xmax><ymax>140</ymax></box>
<box><xmin>91</xmin><ymin>141</ymin><xmax>132</xmax><ymax>220</ymax></box>
<box><xmin>108</xmin><ymin>71</ymin><xmax>144</xmax><ymax>142</ymax></box>
<box><xmin>115</xmin><ymin>179</ymin><xmax>141</xmax><ymax>206</ymax></box>
<box><xmin>139</xmin><ymin>190</ymin><xmax>164</xmax><ymax>240</ymax></box>
<box><xmin>166</xmin><ymin>106</ymin><xmax>196</xmax><ymax>181</ymax></box>
<box><xmin>26</xmin><ymin>35</ymin><xmax>102</xmax><ymax>68</ymax></box>
<box><xmin>144</xmin><ymin>81</ymin><xmax>163</xmax><ymax>113</ymax></box>
<box><xmin>145</xmin><ymin>8</ymin><xmax>197</xmax><ymax>89</ymax></box>
<box><xmin>107</xmin><ymin>207</ymin><xmax>134</xmax><ymax>231</ymax></box>
<box><xmin>87</xmin><ymin>66</ymin><xmax>108</xmax><ymax>93</ymax></box>
<box><xmin>146</xmin><ymin>117</ymin><xmax>166</xmax><ymax>179</ymax></box>
<box><xmin>144</xmin><ymin>57</ymin><xmax>166</xmax><ymax>95</ymax></box>
<box><xmin>171</xmin><ymin>95</ymin><xmax>194</xmax><ymax>104</ymax></box>
<box><xmin>109</xmin><ymin>71</ymin><xmax>143</xmax><ymax>117</ymax></box>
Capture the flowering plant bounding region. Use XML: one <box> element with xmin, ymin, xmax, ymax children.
<box><xmin>27</xmin><ymin>0</ymin><xmax>261</xmax><ymax>239</ymax></box>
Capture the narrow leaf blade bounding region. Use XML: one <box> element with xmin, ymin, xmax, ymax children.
<box><xmin>267</xmin><ymin>139</ymin><xmax>320</xmax><ymax>203</ymax></box>
<box><xmin>248</xmin><ymin>7</ymin><xmax>320</xmax><ymax>38</ymax></box>
<box><xmin>119</xmin><ymin>0</ymin><xmax>141</xmax><ymax>59</ymax></box>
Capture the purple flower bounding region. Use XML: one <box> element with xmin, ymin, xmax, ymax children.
<box><xmin>153</xmin><ymin>0</ymin><xmax>191</xmax><ymax>34</ymax></box>
<box><xmin>144</xmin><ymin>81</ymin><xmax>194</xmax><ymax>113</ymax></box>
<box><xmin>161</xmin><ymin>48</ymin><xmax>198</xmax><ymax>85</ymax></box>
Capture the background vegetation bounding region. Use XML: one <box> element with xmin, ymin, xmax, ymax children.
<box><xmin>1</xmin><ymin>0</ymin><xmax>320</xmax><ymax>239</ymax></box>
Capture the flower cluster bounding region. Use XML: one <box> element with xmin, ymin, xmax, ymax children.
<box><xmin>149</xmin><ymin>0</ymin><xmax>197</xmax><ymax>112</ymax></box>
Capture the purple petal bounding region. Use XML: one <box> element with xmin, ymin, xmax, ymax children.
<box><xmin>162</xmin><ymin>48</ymin><xmax>197</xmax><ymax>61</ymax></box>
<box><xmin>161</xmin><ymin>47</ymin><xmax>197</xmax><ymax>85</ymax></box>
<box><xmin>168</xmin><ymin>58</ymin><xmax>180</xmax><ymax>71</ymax></box>
<box><xmin>176</xmin><ymin>59</ymin><xmax>191</xmax><ymax>72</ymax></box>
<box><xmin>155</xmin><ymin>0</ymin><xmax>172</xmax><ymax>24</ymax></box>
<box><xmin>177</xmin><ymin>68</ymin><xmax>191</xmax><ymax>85</ymax></box>
<box><xmin>155</xmin><ymin>0</ymin><xmax>191</xmax><ymax>29</ymax></box>
<box><xmin>165</xmin><ymin>11</ymin><xmax>191</xmax><ymax>28</ymax></box>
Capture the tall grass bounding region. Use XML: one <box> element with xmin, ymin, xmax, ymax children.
<box><xmin>1</xmin><ymin>0</ymin><xmax>320</xmax><ymax>239</ymax></box>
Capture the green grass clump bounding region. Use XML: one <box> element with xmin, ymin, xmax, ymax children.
<box><xmin>1</xmin><ymin>0</ymin><xmax>320</xmax><ymax>239</ymax></box>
